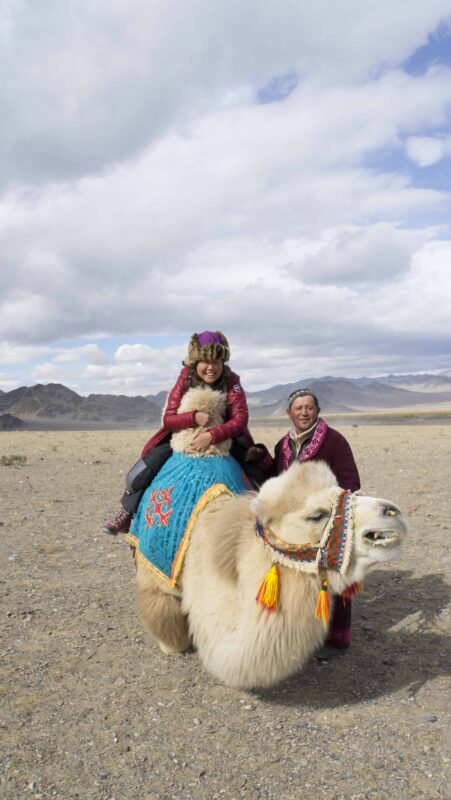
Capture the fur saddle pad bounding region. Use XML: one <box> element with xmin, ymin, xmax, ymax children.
<box><xmin>125</xmin><ymin>451</ymin><xmax>251</xmax><ymax>588</ymax></box>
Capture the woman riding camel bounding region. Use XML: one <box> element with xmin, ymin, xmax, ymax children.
<box><xmin>104</xmin><ymin>330</ymin><xmax>271</xmax><ymax>534</ymax></box>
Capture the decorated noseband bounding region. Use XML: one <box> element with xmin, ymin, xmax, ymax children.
<box><xmin>255</xmin><ymin>489</ymin><xmax>361</xmax><ymax>626</ymax></box>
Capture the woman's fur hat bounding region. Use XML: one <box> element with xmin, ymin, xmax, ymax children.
<box><xmin>183</xmin><ymin>331</ymin><xmax>230</xmax><ymax>366</ymax></box>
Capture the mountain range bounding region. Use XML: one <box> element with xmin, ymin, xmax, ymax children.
<box><xmin>0</xmin><ymin>371</ymin><xmax>450</xmax><ymax>429</ymax></box>
<box><xmin>244</xmin><ymin>373</ymin><xmax>451</xmax><ymax>416</ymax></box>
<box><xmin>0</xmin><ymin>383</ymin><xmax>161</xmax><ymax>429</ymax></box>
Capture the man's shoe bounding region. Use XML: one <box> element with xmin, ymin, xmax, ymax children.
<box><xmin>315</xmin><ymin>644</ymin><xmax>347</xmax><ymax>662</ymax></box>
<box><xmin>104</xmin><ymin>508</ymin><xmax>132</xmax><ymax>535</ymax></box>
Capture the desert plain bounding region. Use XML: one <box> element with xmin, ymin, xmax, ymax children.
<box><xmin>1</xmin><ymin>422</ymin><xmax>450</xmax><ymax>800</ymax></box>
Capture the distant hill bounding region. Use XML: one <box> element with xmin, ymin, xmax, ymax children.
<box><xmin>371</xmin><ymin>373</ymin><xmax>451</xmax><ymax>394</ymax></box>
<box><xmin>0</xmin><ymin>383</ymin><xmax>161</xmax><ymax>427</ymax></box>
<box><xmin>0</xmin><ymin>386</ymin><xmax>29</xmax><ymax>412</ymax></box>
<box><xmin>75</xmin><ymin>393</ymin><xmax>161</xmax><ymax>423</ymax></box>
<box><xmin>0</xmin><ymin>413</ymin><xmax>27</xmax><ymax>431</ymax></box>
<box><xmin>7</xmin><ymin>383</ymin><xmax>82</xmax><ymax>418</ymax></box>
<box><xmin>145</xmin><ymin>390</ymin><xmax>168</xmax><ymax>409</ymax></box>
<box><xmin>0</xmin><ymin>373</ymin><xmax>450</xmax><ymax>429</ymax></box>
<box><xmin>245</xmin><ymin>373</ymin><xmax>451</xmax><ymax>416</ymax></box>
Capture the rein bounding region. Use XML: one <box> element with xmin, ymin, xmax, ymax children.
<box><xmin>254</xmin><ymin>489</ymin><xmax>359</xmax><ymax>624</ymax></box>
<box><xmin>255</xmin><ymin>489</ymin><xmax>355</xmax><ymax>575</ymax></box>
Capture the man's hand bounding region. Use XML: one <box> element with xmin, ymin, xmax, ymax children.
<box><xmin>195</xmin><ymin>411</ymin><xmax>210</xmax><ymax>427</ymax></box>
<box><xmin>192</xmin><ymin>431</ymin><xmax>213</xmax><ymax>451</ymax></box>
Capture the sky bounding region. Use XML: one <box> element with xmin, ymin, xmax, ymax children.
<box><xmin>1</xmin><ymin>0</ymin><xmax>451</xmax><ymax>397</ymax></box>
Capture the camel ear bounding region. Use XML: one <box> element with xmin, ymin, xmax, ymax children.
<box><xmin>250</xmin><ymin>495</ymin><xmax>263</xmax><ymax>517</ymax></box>
<box><xmin>250</xmin><ymin>494</ymin><xmax>271</xmax><ymax>524</ymax></box>
<box><xmin>250</xmin><ymin>475</ymin><xmax>281</xmax><ymax>523</ymax></box>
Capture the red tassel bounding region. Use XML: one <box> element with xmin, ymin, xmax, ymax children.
<box><xmin>342</xmin><ymin>581</ymin><xmax>363</xmax><ymax>599</ymax></box>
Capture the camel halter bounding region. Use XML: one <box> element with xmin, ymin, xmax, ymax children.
<box><xmin>255</xmin><ymin>488</ymin><xmax>361</xmax><ymax>626</ymax></box>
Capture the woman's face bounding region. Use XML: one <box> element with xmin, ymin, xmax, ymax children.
<box><xmin>196</xmin><ymin>359</ymin><xmax>224</xmax><ymax>384</ymax></box>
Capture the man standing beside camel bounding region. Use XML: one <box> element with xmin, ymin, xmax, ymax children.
<box><xmin>274</xmin><ymin>387</ymin><xmax>361</xmax><ymax>655</ymax></box>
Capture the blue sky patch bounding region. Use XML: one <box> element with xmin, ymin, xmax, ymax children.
<box><xmin>403</xmin><ymin>22</ymin><xmax>451</xmax><ymax>75</ymax></box>
<box><xmin>257</xmin><ymin>72</ymin><xmax>298</xmax><ymax>104</ymax></box>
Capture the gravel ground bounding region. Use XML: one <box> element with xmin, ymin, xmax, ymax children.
<box><xmin>1</xmin><ymin>425</ymin><xmax>450</xmax><ymax>800</ymax></box>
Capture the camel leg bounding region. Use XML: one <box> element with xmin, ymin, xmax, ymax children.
<box><xmin>136</xmin><ymin>567</ymin><xmax>190</xmax><ymax>654</ymax></box>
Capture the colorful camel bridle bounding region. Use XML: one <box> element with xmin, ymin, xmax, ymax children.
<box><xmin>255</xmin><ymin>488</ymin><xmax>362</xmax><ymax>627</ymax></box>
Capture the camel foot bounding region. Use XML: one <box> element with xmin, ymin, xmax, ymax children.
<box><xmin>158</xmin><ymin>639</ymin><xmax>190</xmax><ymax>655</ymax></box>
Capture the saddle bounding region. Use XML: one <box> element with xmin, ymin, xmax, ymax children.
<box><xmin>125</xmin><ymin>451</ymin><xmax>251</xmax><ymax>588</ymax></box>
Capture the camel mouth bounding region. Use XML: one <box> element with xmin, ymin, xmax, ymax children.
<box><xmin>364</xmin><ymin>529</ymin><xmax>401</xmax><ymax>547</ymax></box>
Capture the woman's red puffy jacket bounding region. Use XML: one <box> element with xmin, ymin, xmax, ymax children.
<box><xmin>141</xmin><ymin>366</ymin><xmax>251</xmax><ymax>458</ymax></box>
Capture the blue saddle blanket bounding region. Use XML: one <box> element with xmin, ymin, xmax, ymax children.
<box><xmin>125</xmin><ymin>451</ymin><xmax>250</xmax><ymax>587</ymax></box>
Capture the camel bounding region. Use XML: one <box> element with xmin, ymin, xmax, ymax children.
<box><xmin>131</xmin><ymin>387</ymin><xmax>408</xmax><ymax>689</ymax></box>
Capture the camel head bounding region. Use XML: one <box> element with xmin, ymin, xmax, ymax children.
<box><xmin>171</xmin><ymin>386</ymin><xmax>231</xmax><ymax>456</ymax></box>
<box><xmin>251</xmin><ymin>460</ymin><xmax>407</xmax><ymax>595</ymax></box>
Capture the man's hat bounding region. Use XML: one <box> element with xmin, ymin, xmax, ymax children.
<box><xmin>287</xmin><ymin>388</ymin><xmax>319</xmax><ymax>410</ymax></box>
<box><xmin>184</xmin><ymin>331</ymin><xmax>230</xmax><ymax>366</ymax></box>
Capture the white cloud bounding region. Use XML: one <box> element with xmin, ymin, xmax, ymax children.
<box><xmin>115</xmin><ymin>345</ymin><xmax>161</xmax><ymax>363</ymax></box>
<box><xmin>52</xmin><ymin>343</ymin><xmax>110</xmax><ymax>364</ymax></box>
<box><xmin>285</xmin><ymin>223</ymin><xmax>438</xmax><ymax>286</ymax></box>
<box><xmin>0</xmin><ymin>343</ymin><xmax>52</xmax><ymax>365</ymax></box>
<box><xmin>1</xmin><ymin>66</ymin><xmax>450</xmax><ymax>345</ymax></box>
<box><xmin>31</xmin><ymin>362</ymin><xmax>77</xmax><ymax>382</ymax></box>
<box><xmin>1</xmin><ymin>1</ymin><xmax>451</xmax><ymax>189</ymax></box>
<box><xmin>0</xmin><ymin>377</ymin><xmax>21</xmax><ymax>391</ymax></box>
<box><xmin>406</xmin><ymin>134</ymin><xmax>451</xmax><ymax>165</ymax></box>
<box><xmin>1</xmin><ymin>2</ymin><xmax>451</xmax><ymax>392</ymax></box>
<box><xmin>367</xmin><ymin>239</ymin><xmax>451</xmax><ymax>336</ymax></box>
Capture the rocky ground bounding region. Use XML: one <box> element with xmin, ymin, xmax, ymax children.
<box><xmin>1</xmin><ymin>425</ymin><xmax>450</xmax><ymax>800</ymax></box>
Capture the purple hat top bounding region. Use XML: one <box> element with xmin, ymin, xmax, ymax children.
<box><xmin>197</xmin><ymin>331</ymin><xmax>223</xmax><ymax>346</ymax></box>
<box><xmin>184</xmin><ymin>330</ymin><xmax>230</xmax><ymax>365</ymax></box>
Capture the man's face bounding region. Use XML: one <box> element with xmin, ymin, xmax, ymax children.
<box><xmin>288</xmin><ymin>395</ymin><xmax>319</xmax><ymax>433</ymax></box>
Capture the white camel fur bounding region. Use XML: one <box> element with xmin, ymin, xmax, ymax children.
<box><xmin>135</xmin><ymin>387</ymin><xmax>407</xmax><ymax>689</ymax></box>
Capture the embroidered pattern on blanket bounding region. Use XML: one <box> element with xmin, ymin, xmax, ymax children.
<box><xmin>145</xmin><ymin>487</ymin><xmax>174</xmax><ymax>527</ymax></box>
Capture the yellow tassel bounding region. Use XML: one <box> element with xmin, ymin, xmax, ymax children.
<box><xmin>342</xmin><ymin>581</ymin><xmax>364</xmax><ymax>599</ymax></box>
<box><xmin>315</xmin><ymin>573</ymin><xmax>330</xmax><ymax>630</ymax></box>
<box><xmin>256</xmin><ymin>564</ymin><xmax>280</xmax><ymax>613</ymax></box>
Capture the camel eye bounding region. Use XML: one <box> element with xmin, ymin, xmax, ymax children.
<box><xmin>383</xmin><ymin>505</ymin><xmax>398</xmax><ymax>517</ymax></box>
<box><xmin>307</xmin><ymin>510</ymin><xmax>328</xmax><ymax>523</ymax></box>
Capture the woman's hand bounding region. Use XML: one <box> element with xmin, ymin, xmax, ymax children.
<box><xmin>195</xmin><ymin>411</ymin><xmax>210</xmax><ymax>427</ymax></box>
<box><xmin>192</xmin><ymin>431</ymin><xmax>213</xmax><ymax>451</ymax></box>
